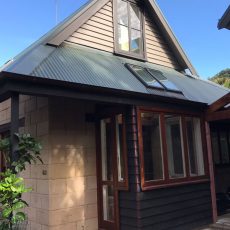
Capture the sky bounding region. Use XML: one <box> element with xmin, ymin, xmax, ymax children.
<box><xmin>0</xmin><ymin>0</ymin><xmax>229</xmax><ymax>79</ymax></box>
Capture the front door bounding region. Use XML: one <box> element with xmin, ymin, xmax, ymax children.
<box><xmin>96</xmin><ymin>111</ymin><xmax>128</xmax><ymax>230</ymax></box>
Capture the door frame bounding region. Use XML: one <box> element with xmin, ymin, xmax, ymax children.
<box><xmin>95</xmin><ymin>107</ymin><xmax>128</xmax><ymax>230</ymax></box>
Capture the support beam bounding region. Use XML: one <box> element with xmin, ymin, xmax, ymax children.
<box><xmin>10</xmin><ymin>93</ymin><xmax>19</xmax><ymax>163</ymax></box>
<box><xmin>206</xmin><ymin>92</ymin><xmax>230</xmax><ymax>114</ymax></box>
<box><xmin>206</xmin><ymin>109</ymin><xmax>230</xmax><ymax>121</ymax></box>
<box><xmin>205</xmin><ymin>122</ymin><xmax>217</xmax><ymax>223</ymax></box>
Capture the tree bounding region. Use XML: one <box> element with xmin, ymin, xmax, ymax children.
<box><xmin>209</xmin><ymin>68</ymin><xmax>230</xmax><ymax>88</ymax></box>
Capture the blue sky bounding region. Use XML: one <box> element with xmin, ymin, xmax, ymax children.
<box><xmin>0</xmin><ymin>0</ymin><xmax>229</xmax><ymax>79</ymax></box>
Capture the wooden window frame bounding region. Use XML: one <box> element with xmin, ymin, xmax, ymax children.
<box><xmin>113</xmin><ymin>0</ymin><xmax>147</xmax><ymax>61</ymax></box>
<box><xmin>96</xmin><ymin>107</ymin><xmax>129</xmax><ymax>191</ymax></box>
<box><xmin>137</xmin><ymin>106</ymin><xmax>209</xmax><ymax>191</ymax></box>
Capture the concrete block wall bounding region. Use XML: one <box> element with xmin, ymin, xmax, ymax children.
<box><xmin>0</xmin><ymin>96</ymin><xmax>98</xmax><ymax>229</ymax></box>
<box><xmin>23</xmin><ymin>98</ymin><xmax>97</xmax><ymax>230</ymax></box>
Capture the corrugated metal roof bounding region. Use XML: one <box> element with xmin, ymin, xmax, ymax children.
<box><xmin>31</xmin><ymin>43</ymin><xmax>229</xmax><ymax>105</ymax></box>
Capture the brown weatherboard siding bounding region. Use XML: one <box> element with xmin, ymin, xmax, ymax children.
<box><xmin>66</xmin><ymin>1</ymin><xmax>114</xmax><ymax>53</ymax></box>
<box><xmin>119</xmin><ymin>106</ymin><xmax>212</xmax><ymax>230</ymax></box>
<box><xmin>66</xmin><ymin>0</ymin><xmax>182</xmax><ymax>70</ymax></box>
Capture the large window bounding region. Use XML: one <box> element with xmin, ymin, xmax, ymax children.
<box><xmin>115</xmin><ymin>0</ymin><xmax>145</xmax><ymax>58</ymax></box>
<box><xmin>138</xmin><ymin>108</ymin><xmax>208</xmax><ymax>189</ymax></box>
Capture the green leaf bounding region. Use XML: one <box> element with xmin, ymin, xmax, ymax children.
<box><xmin>12</xmin><ymin>212</ymin><xmax>26</xmax><ymax>224</ymax></box>
<box><xmin>12</xmin><ymin>201</ymin><xmax>26</xmax><ymax>211</ymax></box>
<box><xmin>2</xmin><ymin>207</ymin><xmax>12</xmax><ymax>218</ymax></box>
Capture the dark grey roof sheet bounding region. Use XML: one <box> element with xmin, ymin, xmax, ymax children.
<box><xmin>30</xmin><ymin>43</ymin><xmax>229</xmax><ymax>105</ymax></box>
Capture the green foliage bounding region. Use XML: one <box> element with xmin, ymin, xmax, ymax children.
<box><xmin>209</xmin><ymin>68</ymin><xmax>230</xmax><ymax>89</ymax></box>
<box><xmin>0</xmin><ymin>133</ymin><xmax>42</xmax><ymax>229</ymax></box>
<box><xmin>0</xmin><ymin>169</ymin><xmax>31</xmax><ymax>229</ymax></box>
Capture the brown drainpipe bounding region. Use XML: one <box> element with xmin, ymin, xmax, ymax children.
<box><xmin>205</xmin><ymin>121</ymin><xmax>217</xmax><ymax>223</ymax></box>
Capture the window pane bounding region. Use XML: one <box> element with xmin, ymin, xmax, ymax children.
<box><xmin>130</xmin><ymin>65</ymin><xmax>164</xmax><ymax>88</ymax></box>
<box><xmin>130</xmin><ymin>4</ymin><xmax>141</xmax><ymax>30</ymax></box>
<box><xmin>101</xmin><ymin>118</ymin><xmax>113</xmax><ymax>181</ymax></box>
<box><xmin>118</xmin><ymin>25</ymin><xmax>129</xmax><ymax>51</ymax></box>
<box><xmin>211</xmin><ymin>132</ymin><xmax>220</xmax><ymax>164</ymax></box>
<box><xmin>103</xmin><ymin>185</ymin><xmax>114</xmax><ymax>221</ymax></box>
<box><xmin>186</xmin><ymin>117</ymin><xmax>205</xmax><ymax>176</ymax></box>
<box><xmin>131</xmin><ymin>29</ymin><xmax>141</xmax><ymax>54</ymax></box>
<box><xmin>220</xmin><ymin>131</ymin><xmax>229</xmax><ymax>164</ymax></box>
<box><xmin>147</xmin><ymin>69</ymin><xmax>180</xmax><ymax>91</ymax></box>
<box><xmin>165</xmin><ymin>115</ymin><xmax>185</xmax><ymax>178</ymax></box>
<box><xmin>141</xmin><ymin>112</ymin><xmax>164</xmax><ymax>181</ymax></box>
<box><xmin>117</xmin><ymin>0</ymin><xmax>128</xmax><ymax>26</ymax></box>
<box><xmin>116</xmin><ymin>114</ymin><xmax>125</xmax><ymax>182</ymax></box>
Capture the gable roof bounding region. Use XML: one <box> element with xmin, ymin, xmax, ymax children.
<box><xmin>1</xmin><ymin>0</ymin><xmax>227</xmax><ymax>107</ymax></box>
<box><xmin>218</xmin><ymin>5</ymin><xmax>230</xmax><ymax>30</ymax></box>
<box><xmin>1</xmin><ymin>0</ymin><xmax>197</xmax><ymax>76</ymax></box>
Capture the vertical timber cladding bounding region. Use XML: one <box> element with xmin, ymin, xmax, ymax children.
<box><xmin>119</xmin><ymin>106</ymin><xmax>213</xmax><ymax>230</ymax></box>
<box><xmin>65</xmin><ymin>0</ymin><xmax>182</xmax><ymax>70</ymax></box>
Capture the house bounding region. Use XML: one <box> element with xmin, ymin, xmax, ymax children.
<box><xmin>0</xmin><ymin>0</ymin><xmax>229</xmax><ymax>229</ymax></box>
<box><xmin>218</xmin><ymin>5</ymin><xmax>230</xmax><ymax>30</ymax></box>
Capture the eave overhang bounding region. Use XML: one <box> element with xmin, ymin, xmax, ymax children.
<box><xmin>218</xmin><ymin>5</ymin><xmax>230</xmax><ymax>30</ymax></box>
<box><xmin>0</xmin><ymin>71</ymin><xmax>207</xmax><ymax>111</ymax></box>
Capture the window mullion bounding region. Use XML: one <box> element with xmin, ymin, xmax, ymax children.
<box><xmin>181</xmin><ymin>116</ymin><xmax>190</xmax><ymax>179</ymax></box>
<box><xmin>127</xmin><ymin>2</ymin><xmax>131</xmax><ymax>52</ymax></box>
<box><xmin>160</xmin><ymin>113</ymin><xmax>169</xmax><ymax>181</ymax></box>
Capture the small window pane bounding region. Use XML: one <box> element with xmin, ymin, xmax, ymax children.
<box><xmin>103</xmin><ymin>185</ymin><xmax>114</xmax><ymax>221</ymax></box>
<box><xmin>131</xmin><ymin>65</ymin><xmax>164</xmax><ymax>88</ymax></box>
<box><xmin>116</xmin><ymin>114</ymin><xmax>125</xmax><ymax>182</ymax></box>
<box><xmin>101</xmin><ymin>118</ymin><xmax>113</xmax><ymax>181</ymax></box>
<box><xmin>211</xmin><ymin>132</ymin><xmax>220</xmax><ymax>164</ymax></box>
<box><xmin>186</xmin><ymin>117</ymin><xmax>205</xmax><ymax>176</ymax></box>
<box><xmin>118</xmin><ymin>25</ymin><xmax>129</xmax><ymax>51</ymax></box>
<box><xmin>220</xmin><ymin>131</ymin><xmax>229</xmax><ymax>164</ymax></box>
<box><xmin>117</xmin><ymin>0</ymin><xmax>128</xmax><ymax>26</ymax></box>
<box><xmin>131</xmin><ymin>29</ymin><xmax>141</xmax><ymax>54</ymax></box>
<box><xmin>141</xmin><ymin>112</ymin><xmax>164</xmax><ymax>181</ymax></box>
<box><xmin>147</xmin><ymin>69</ymin><xmax>180</xmax><ymax>91</ymax></box>
<box><xmin>165</xmin><ymin>115</ymin><xmax>185</xmax><ymax>179</ymax></box>
<box><xmin>130</xmin><ymin>4</ymin><xmax>141</xmax><ymax>30</ymax></box>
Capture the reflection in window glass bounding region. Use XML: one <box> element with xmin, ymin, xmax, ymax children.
<box><xmin>117</xmin><ymin>0</ymin><xmax>142</xmax><ymax>55</ymax></box>
<box><xmin>130</xmin><ymin>4</ymin><xmax>141</xmax><ymax>30</ymax></box>
<box><xmin>116</xmin><ymin>114</ymin><xmax>125</xmax><ymax>182</ymax></box>
<box><xmin>131</xmin><ymin>65</ymin><xmax>164</xmax><ymax>88</ymax></box>
<box><xmin>141</xmin><ymin>112</ymin><xmax>164</xmax><ymax>181</ymax></box>
<box><xmin>118</xmin><ymin>25</ymin><xmax>129</xmax><ymax>51</ymax></box>
<box><xmin>101</xmin><ymin>118</ymin><xmax>113</xmax><ymax>181</ymax></box>
<box><xmin>103</xmin><ymin>185</ymin><xmax>114</xmax><ymax>221</ymax></box>
<box><xmin>117</xmin><ymin>0</ymin><xmax>128</xmax><ymax>26</ymax></box>
<box><xmin>147</xmin><ymin>69</ymin><xmax>180</xmax><ymax>91</ymax></box>
<box><xmin>220</xmin><ymin>132</ymin><xmax>230</xmax><ymax>164</ymax></box>
<box><xmin>131</xmin><ymin>29</ymin><xmax>141</xmax><ymax>54</ymax></box>
<box><xmin>186</xmin><ymin>117</ymin><xmax>204</xmax><ymax>176</ymax></box>
<box><xmin>165</xmin><ymin>115</ymin><xmax>185</xmax><ymax>179</ymax></box>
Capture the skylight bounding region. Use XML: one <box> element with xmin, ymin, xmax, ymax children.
<box><xmin>126</xmin><ymin>64</ymin><xmax>181</xmax><ymax>93</ymax></box>
<box><xmin>147</xmin><ymin>68</ymin><xmax>180</xmax><ymax>91</ymax></box>
<box><xmin>130</xmin><ymin>65</ymin><xmax>164</xmax><ymax>89</ymax></box>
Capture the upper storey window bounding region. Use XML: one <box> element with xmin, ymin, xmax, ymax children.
<box><xmin>115</xmin><ymin>0</ymin><xmax>145</xmax><ymax>59</ymax></box>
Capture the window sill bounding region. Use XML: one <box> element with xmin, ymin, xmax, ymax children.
<box><xmin>141</xmin><ymin>177</ymin><xmax>210</xmax><ymax>191</ymax></box>
<box><xmin>114</xmin><ymin>50</ymin><xmax>147</xmax><ymax>62</ymax></box>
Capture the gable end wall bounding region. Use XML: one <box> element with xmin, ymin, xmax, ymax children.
<box><xmin>65</xmin><ymin>0</ymin><xmax>182</xmax><ymax>70</ymax></box>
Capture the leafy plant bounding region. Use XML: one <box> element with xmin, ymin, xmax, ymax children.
<box><xmin>0</xmin><ymin>133</ymin><xmax>42</xmax><ymax>229</ymax></box>
<box><xmin>0</xmin><ymin>169</ymin><xmax>31</xmax><ymax>230</ymax></box>
<box><xmin>209</xmin><ymin>68</ymin><xmax>230</xmax><ymax>89</ymax></box>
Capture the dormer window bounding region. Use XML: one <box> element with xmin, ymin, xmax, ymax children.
<box><xmin>115</xmin><ymin>0</ymin><xmax>145</xmax><ymax>59</ymax></box>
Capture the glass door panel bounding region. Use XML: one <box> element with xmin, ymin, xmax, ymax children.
<box><xmin>101</xmin><ymin>118</ymin><xmax>113</xmax><ymax>181</ymax></box>
<box><xmin>103</xmin><ymin>185</ymin><xmax>115</xmax><ymax>221</ymax></box>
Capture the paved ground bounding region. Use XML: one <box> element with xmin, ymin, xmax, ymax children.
<box><xmin>199</xmin><ymin>214</ymin><xmax>230</xmax><ymax>230</ymax></box>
